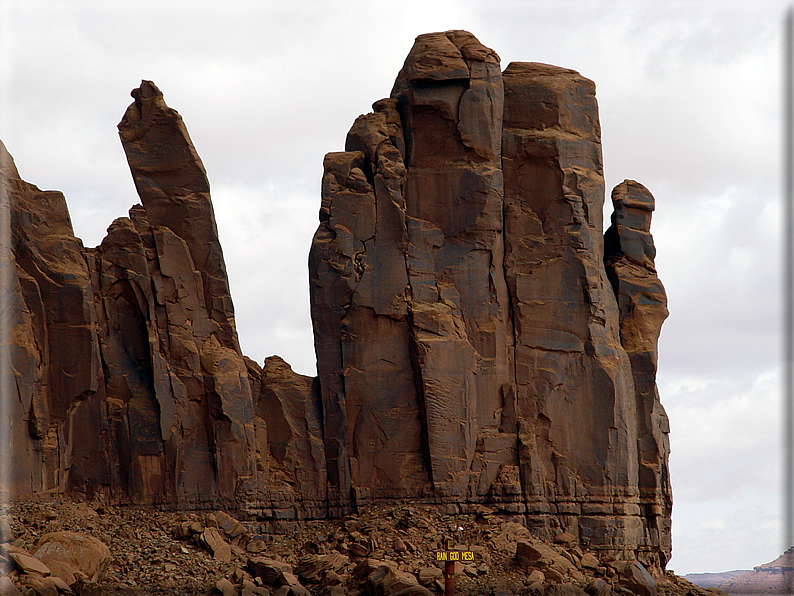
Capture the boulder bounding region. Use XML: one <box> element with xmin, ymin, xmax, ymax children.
<box><xmin>620</xmin><ymin>561</ymin><xmax>657</xmax><ymax>596</ymax></box>
<box><xmin>248</xmin><ymin>557</ymin><xmax>294</xmax><ymax>586</ymax></box>
<box><xmin>200</xmin><ymin>527</ymin><xmax>232</xmax><ymax>562</ymax></box>
<box><xmin>33</xmin><ymin>532</ymin><xmax>111</xmax><ymax>583</ymax></box>
<box><xmin>294</xmin><ymin>552</ymin><xmax>349</xmax><ymax>584</ymax></box>
<box><xmin>364</xmin><ymin>564</ymin><xmax>430</xmax><ymax>596</ymax></box>
<box><xmin>0</xmin><ymin>577</ymin><xmax>23</xmax><ymax>596</ymax></box>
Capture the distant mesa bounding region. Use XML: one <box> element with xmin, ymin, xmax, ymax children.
<box><xmin>1</xmin><ymin>31</ymin><xmax>671</xmax><ymax>570</ymax></box>
<box><xmin>712</xmin><ymin>549</ymin><xmax>794</xmax><ymax>594</ymax></box>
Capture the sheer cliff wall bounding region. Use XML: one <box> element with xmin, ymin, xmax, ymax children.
<box><xmin>309</xmin><ymin>31</ymin><xmax>670</xmax><ymax>567</ymax></box>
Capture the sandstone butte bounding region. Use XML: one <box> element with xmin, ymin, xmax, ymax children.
<box><xmin>0</xmin><ymin>31</ymin><xmax>672</xmax><ymax>571</ymax></box>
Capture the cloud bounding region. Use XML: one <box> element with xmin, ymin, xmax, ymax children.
<box><xmin>663</xmin><ymin>367</ymin><xmax>780</xmax><ymax>501</ymax></box>
<box><xmin>670</xmin><ymin>494</ymin><xmax>781</xmax><ymax>574</ymax></box>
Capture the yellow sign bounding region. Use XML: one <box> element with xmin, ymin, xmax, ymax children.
<box><xmin>435</xmin><ymin>550</ymin><xmax>475</xmax><ymax>562</ymax></box>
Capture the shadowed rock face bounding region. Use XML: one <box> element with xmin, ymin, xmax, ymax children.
<box><xmin>310</xmin><ymin>31</ymin><xmax>670</xmax><ymax>567</ymax></box>
<box><xmin>0</xmin><ymin>139</ymin><xmax>102</xmax><ymax>495</ymax></box>
<box><xmin>2</xmin><ymin>31</ymin><xmax>671</xmax><ymax>570</ymax></box>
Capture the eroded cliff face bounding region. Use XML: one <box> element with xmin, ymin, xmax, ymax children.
<box><xmin>2</xmin><ymin>31</ymin><xmax>671</xmax><ymax>570</ymax></box>
<box><xmin>1</xmin><ymin>82</ymin><xmax>323</xmax><ymax>515</ymax></box>
<box><xmin>309</xmin><ymin>31</ymin><xmax>671</xmax><ymax>567</ymax></box>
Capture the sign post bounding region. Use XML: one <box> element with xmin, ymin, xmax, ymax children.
<box><xmin>434</xmin><ymin>542</ymin><xmax>475</xmax><ymax>596</ymax></box>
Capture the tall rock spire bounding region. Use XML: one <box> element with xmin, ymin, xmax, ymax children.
<box><xmin>310</xmin><ymin>31</ymin><xmax>671</xmax><ymax>568</ymax></box>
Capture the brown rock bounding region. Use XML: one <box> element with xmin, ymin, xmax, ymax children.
<box><xmin>620</xmin><ymin>561</ymin><xmax>657</xmax><ymax>596</ymax></box>
<box><xmin>248</xmin><ymin>557</ymin><xmax>294</xmax><ymax>586</ymax></box>
<box><xmin>40</xmin><ymin>560</ymin><xmax>79</xmax><ymax>586</ymax></box>
<box><xmin>585</xmin><ymin>579</ymin><xmax>612</xmax><ymax>596</ymax></box>
<box><xmin>0</xmin><ymin>139</ymin><xmax>102</xmax><ymax>496</ymax></box>
<box><xmin>554</xmin><ymin>533</ymin><xmax>577</xmax><ymax>546</ymax></box>
<box><xmin>515</xmin><ymin>540</ymin><xmax>580</xmax><ymax>581</ymax></box>
<box><xmin>246</xmin><ymin>539</ymin><xmax>268</xmax><ymax>554</ymax></box>
<box><xmin>294</xmin><ymin>552</ymin><xmax>349</xmax><ymax>584</ymax></box>
<box><xmin>309</xmin><ymin>32</ymin><xmax>671</xmax><ymax>567</ymax></box>
<box><xmin>109</xmin><ymin>79</ymin><xmax>258</xmax><ymax>503</ymax></box>
<box><xmin>256</xmin><ymin>356</ymin><xmax>326</xmax><ymax>513</ymax></box>
<box><xmin>33</xmin><ymin>532</ymin><xmax>111</xmax><ymax>583</ymax></box>
<box><xmin>0</xmin><ymin>577</ymin><xmax>23</xmax><ymax>596</ymax></box>
<box><xmin>365</xmin><ymin>563</ymin><xmax>429</xmax><ymax>596</ymax></box>
<box><xmin>3</xmin><ymin>76</ymin><xmax>263</xmax><ymax>507</ymax></box>
<box><xmin>214</xmin><ymin>511</ymin><xmax>248</xmax><ymax>542</ymax></box>
<box><xmin>581</xmin><ymin>553</ymin><xmax>601</xmax><ymax>570</ymax></box>
<box><xmin>277</xmin><ymin>572</ymin><xmax>311</xmax><ymax>596</ymax></box>
<box><xmin>604</xmin><ymin>180</ymin><xmax>672</xmax><ymax>566</ymax></box>
<box><xmin>527</xmin><ymin>570</ymin><xmax>545</xmax><ymax>584</ymax></box>
<box><xmin>417</xmin><ymin>567</ymin><xmax>442</xmax><ymax>586</ymax></box>
<box><xmin>546</xmin><ymin>584</ymin><xmax>589</xmax><ymax>596</ymax></box>
<box><xmin>215</xmin><ymin>578</ymin><xmax>236</xmax><ymax>596</ymax></box>
<box><xmin>201</xmin><ymin>527</ymin><xmax>232</xmax><ymax>562</ymax></box>
<box><xmin>18</xmin><ymin>574</ymin><xmax>59</xmax><ymax>596</ymax></box>
<box><xmin>2</xmin><ymin>28</ymin><xmax>673</xmax><ymax>572</ymax></box>
<box><xmin>354</xmin><ymin>558</ymin><xmax>396</xmax><ymax>581</ymax></box>
<box><xmin>6</xmin><ymin>546</ymin><xmax>51</xmax><ymax>576</ymax></box>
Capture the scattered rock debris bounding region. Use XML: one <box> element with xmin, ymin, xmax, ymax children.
<box><xmin>0</xmin><ymin>497</ymin><xmax>723</xmax><ymax>596</ymax></box>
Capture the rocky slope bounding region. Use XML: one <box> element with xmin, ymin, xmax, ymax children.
<box><xmin>1</xmin><ymin>495</ymin><xmax>718</xmax><ymax>596</ymax></box>
<box><xmin>3</xmin><ymin>29</ymin><xmax>671</xmax><ymax>578</ymax></box>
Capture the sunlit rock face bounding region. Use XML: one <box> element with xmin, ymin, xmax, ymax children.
<box><xmin>309</xmin><ymin>31</ymin><xmax>671</xmax><ymax>568</ymax></box>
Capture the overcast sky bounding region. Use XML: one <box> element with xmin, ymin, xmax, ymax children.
<box><xmin>0</xmin><ymin>0</ymin><xmax>785</xmax><ymax>575</ymax></box>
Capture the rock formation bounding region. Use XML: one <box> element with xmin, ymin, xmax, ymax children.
<box><xmin>309</xmin><ymin>31</ymin><xmax>671</xmax><ymax>567</ymax></box>
<box><xmin>2</xmin><ymin>31</ymin><xmax>672</xmax><ymax>571</ymax></box>
<box><xmin>0</xmin><ymin>138</ymin><xmax>103</xmax><ymax>495</ymax></box>
<box><xmin>718</xmin><ymin>548</ymin><xmax>794</xmax><ymax>594</ymax></box>
<box><xmin>1</xmin><ymin>82</ymin><xmax>321</xmax><ymax>513</ymax></box>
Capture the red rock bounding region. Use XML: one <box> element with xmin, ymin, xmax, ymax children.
<box><xmin>17</xmin><ymin>574</ymin><xmax>58</xmax><ymax>596</ymax></box>
<box><xmin>215</xmin><ymin>578</ymin><xmax>236</xmax><ymax>596</ymax></box>
<box><xmin>0</xmin><ymin>577</ymin><xmax>23</xmax><ymax>596</ymax></box>
<box><xmin>256</xmin><ymin>356</ymin><xmax>326</xmax><ymax>515</ymax></box>
<box><xmin>309</xmin><ymin>31</ymin><xmax>671</xmax><ymax>568</ymax></box>
<box><xmin>33</xmin><ymin>532</ymin><xmax>111</xmax><ymax>583</ymax></box>
<box><xmin>2</xmin><ymin>29</ymin><xmax>673</xmax><ymax>573</ymax></box>
<box><xmin>620</xmin><ymin>561</ymin><xmax>657</xmax><ymax>596</ymax></box>
<box><xmin>604</xmin><ymin>180</ymin><xmax>672</xmax><ymax>565</ymax></box>
<box><xmin>248</xmin><ymin>557</ymin><xmax>293</xmax><ymax>586</ymax></box>
<box><xmin>201</xmin><ymin>527</ymin><xmax>232</xmax><ymax>562</ymax></box>
<box><xmin>7</xmin><ymin>547</ymin><xmax>51</xmax><ymax>576</ymax></box>
<box><xmin>0</xmin><ymin>139</ymin><xmax>103</xmax><ymax>496</ymax></box>
<box><xmin>294</xmin><ymin>552</ymin><xmax>349</xmax><ymax>584</ymax></box>
<box><xmin>365</xmin><ymin>563</ymin><xmax>429</xmax><ymax>596</ymax></box>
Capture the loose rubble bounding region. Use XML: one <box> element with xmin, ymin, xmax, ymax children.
<box><xmin>1</xmin><ymin>497</ymin><xmax>724</xmax><ymax>596</ymax></box>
